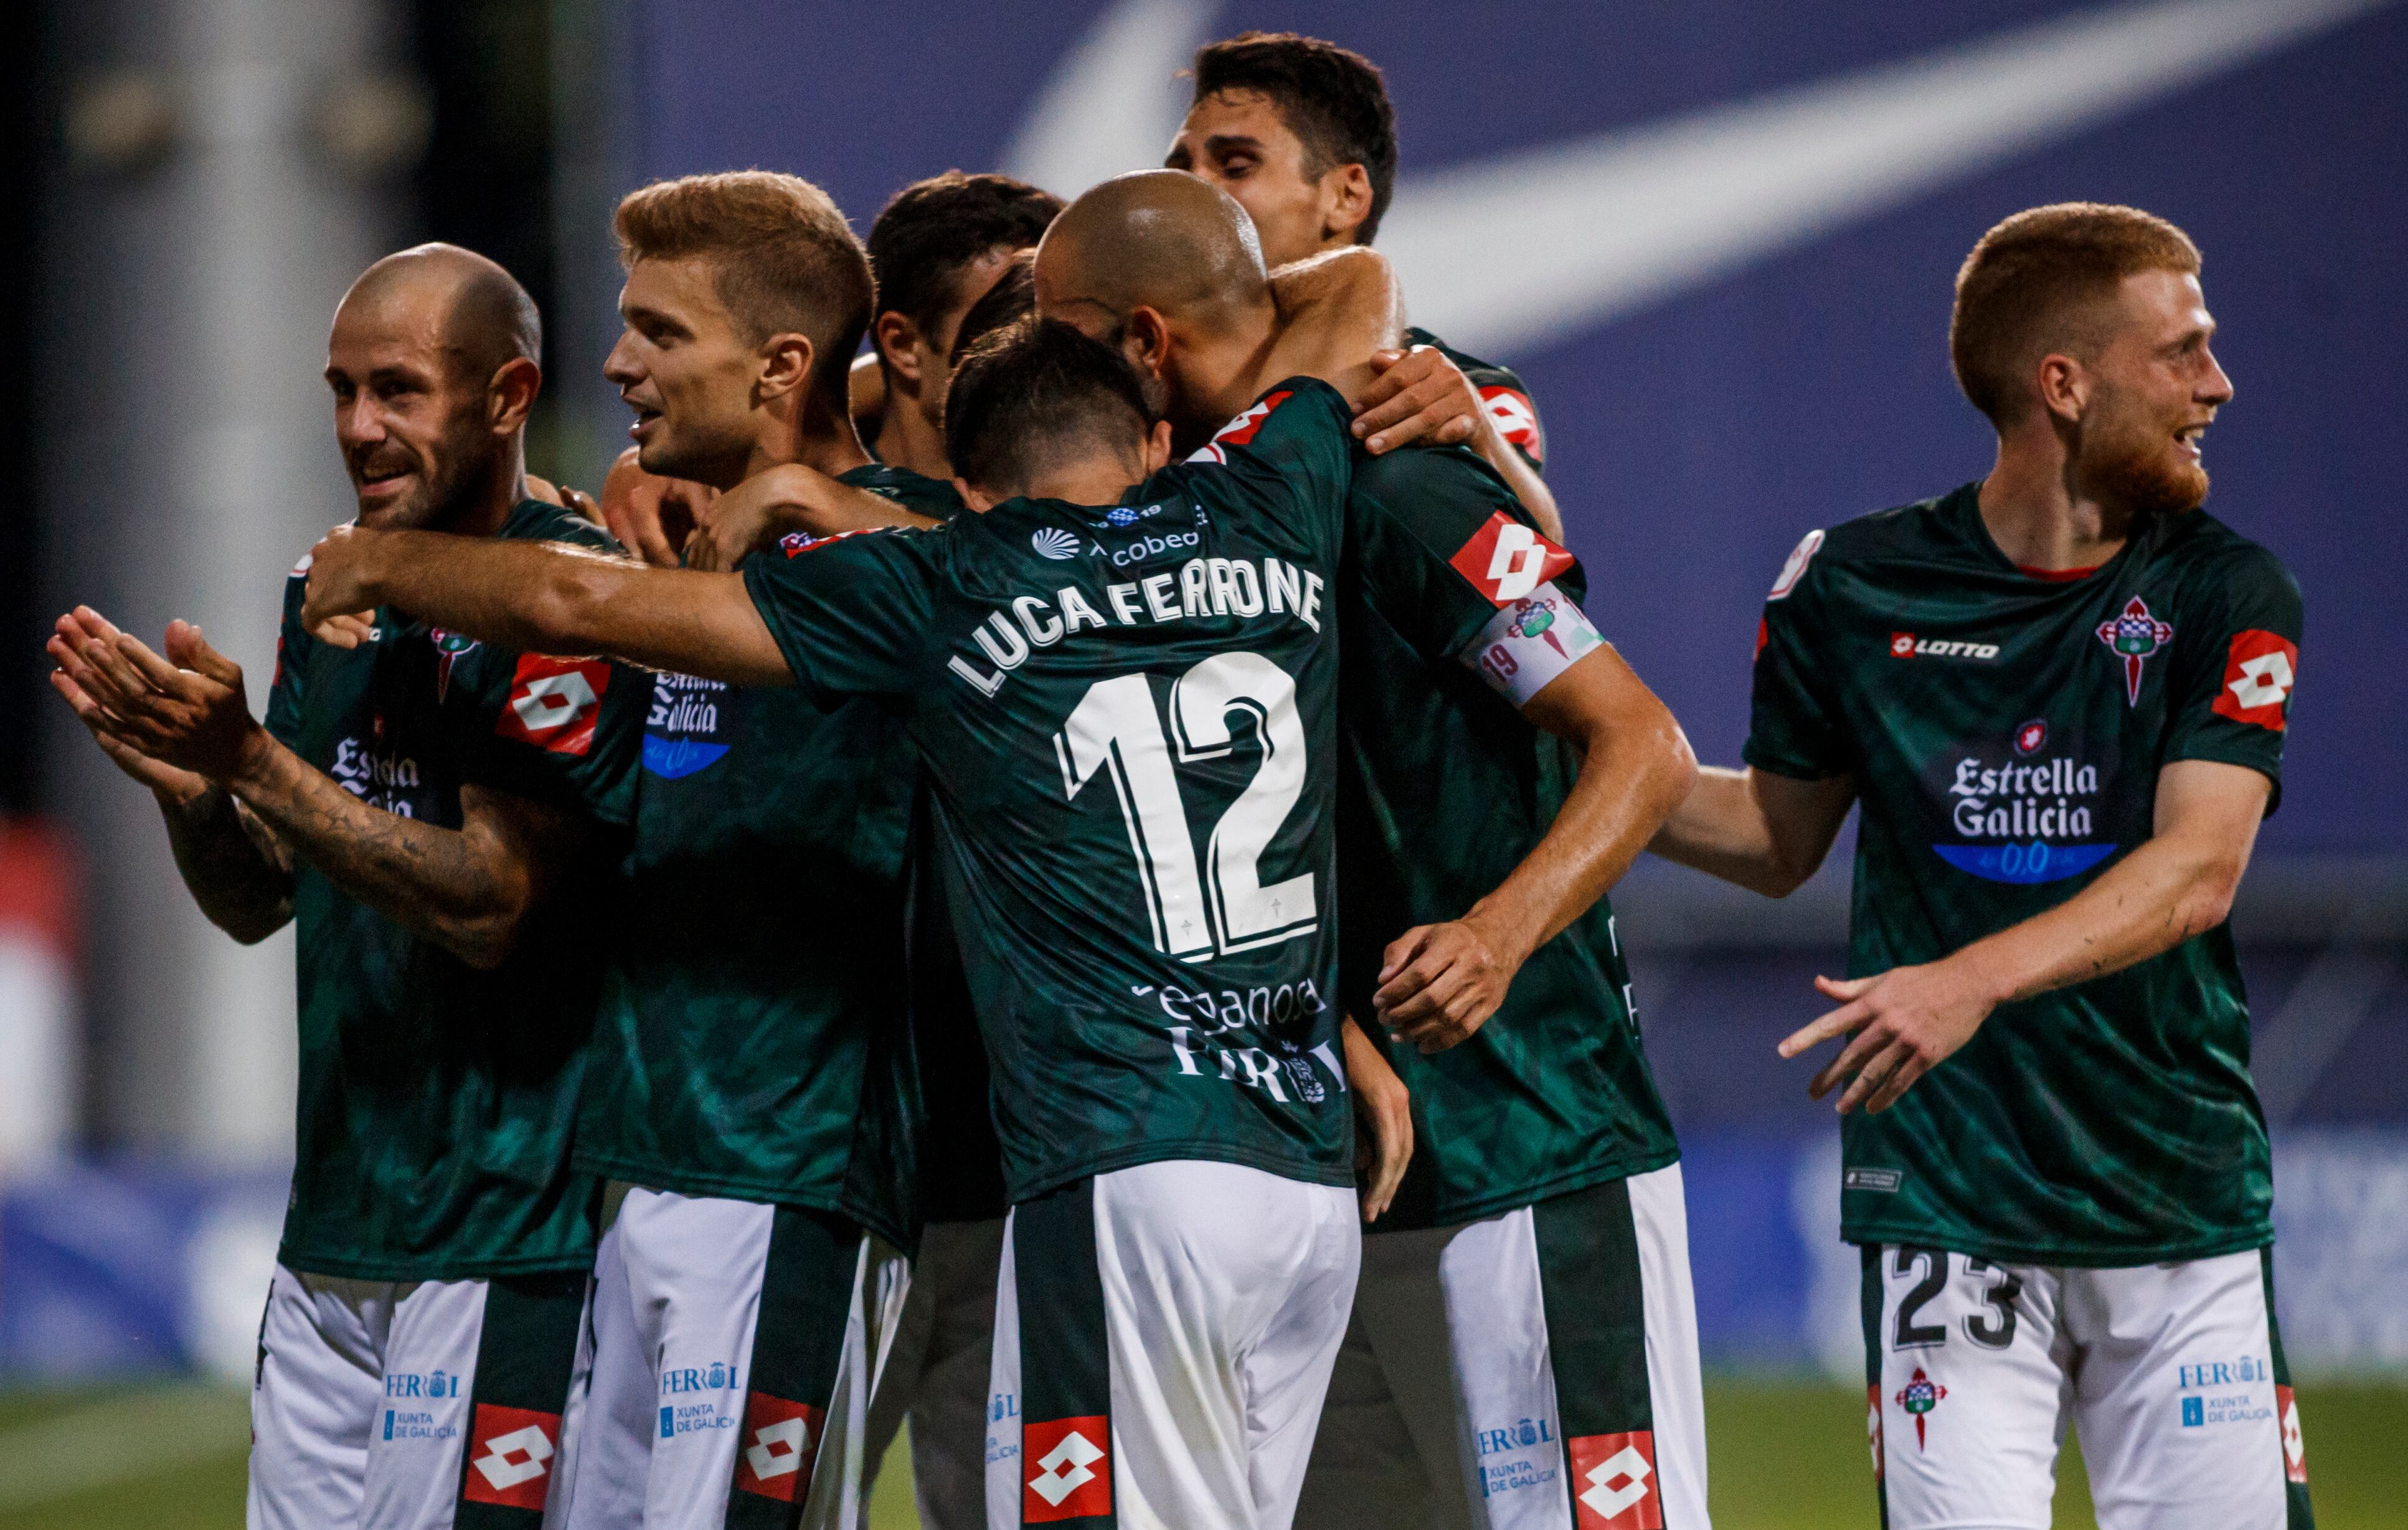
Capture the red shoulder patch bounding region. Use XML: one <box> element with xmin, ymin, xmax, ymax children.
<box><xmin>1479</xmin><ymin>385</ymin><xmax>1544</xmax><ymax>463</ymax></box>
<box><xmin>1448</xmin><ymin>511</ymin><xmax>1576</xmax><ymax>606</ymax></box>
<box><xmin>494</xmin><ymin>654</ymin><xmax>609</xmax><ymax>755</ymax></box>
<box><xmin>2212</xmin><ymin>629</ymin><xmax>2297</xmax><ymax>730</ymax></box>
<box><xmin>1187</xmin><ymin>390</ymin><xmax>1293</xmax><ymax>464</ymax></box>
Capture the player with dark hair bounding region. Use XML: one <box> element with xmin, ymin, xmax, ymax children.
<box><xmin>1168</xmin><ymin>29</ymin><xmax>1562</xmax><ymax>542</ymax></box>
<box><xmin>1653</xmin><ymin>202</ymin><xmax>2312</xmax><ymax>1530</ymax></box>
<box><xmin>293</xmin><ymin>184</ymin><xmax>1408</xmax><ymax>1528</ymax></box>
<box><xmin>533</xmin><ymin>170</ymin><xmax>958</xmax><ymax>1530</ymax></box>
<box><xmin>861</xmin><ymin>171</ymin><xmax>1062</xmax><ymax>479</ymax></box>
<box><xmin>49</xmin><ymin>243</ymin><xmax>641</xmax><ymax>1530</ymax></box>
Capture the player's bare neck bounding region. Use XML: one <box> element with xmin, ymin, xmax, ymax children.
<box><xmin>1978</xmin><ymin>442</ymin><xmax>2126</xmax><ymax>574</ymax></box>
<box><xmin>872</xmin><ymin>388</ymin><xmax>948</xmax><ymax>479</ymax></box>
<box><xmin>750</xmin><ymin>394</ymin><xmax>874</xmax><ymax>484</ymax></box>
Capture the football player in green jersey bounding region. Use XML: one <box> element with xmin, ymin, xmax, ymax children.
<box><xmin>515</xmin><ymin>171</ymin><xmax>965</xmax><ymax>1530</ymax></box>
<box><xmin>294</xmin><ymin>177</ymin><xmax>1403</xmax><ymax>1530</ymax></box>
<box><xmin>49</xmin><ymin>245</ymin><xmax>641</xmax><ymax>1530</ymax></box>
<box><xmin>1652</xmin><ymin>204</ymin><xmax>2312</xmax><ymax>1530</ymax></box>
<box><xmin>1038</xmin><ymin>174</ymin><xmax>1709</xmax><ymax>1530</ymax></box>
<box><xmin>1167</xmin><ymin>30</ymin><xmax>1561</xmax><ymax>541</ymax></box>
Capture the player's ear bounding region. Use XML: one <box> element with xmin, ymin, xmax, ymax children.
<box><xmin>488</xmin><ymin>356</ymin><xmax>542</xmax><ymax>433</ymax></box>
<box><xmin>1121</xmin><ymin>306</ymin><xmax>1173</xmax><ymax>381</ymax></box>
<box><xmin>1321</xmin><ymin>162</ymin><xmax>1374</xmax><ymax>245</ymax></box>
<box><xmin>757</xmin><ymin>332</ymin><xmax>816</xmax><ymax>403</ymax></box>
<box><xmin>955</xmin><ymin>476</ymin><xmax>998</xmax><ymax>512</ymax></box>
<box><xmin>2036</xmin><ymin>352</ymin><xmax>2089</xmax><ymax>425</ymax></box>
<box><xmin>1142</xmin><ymin>418</ymin><xmax>1176</xmax><ymax>474</ymax></box>
<box><xmin>874</xmin><ymin>311</ymin><xmax>923</xmax><ymax>391</ymax></box>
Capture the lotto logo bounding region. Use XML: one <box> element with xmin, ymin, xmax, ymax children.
<box><xmin>1480</xmin><ymin>385</ymin><xmax>1545</xmax><ymax>462</ymax></box>
<box><xmin>1450</xmin><ymin>512</ymin><xmax>1576</xmax><ymax>605</ymax></box>
<box><xmin>1866</xmin><ymin>1384</ymin><xmax>1884</xmax><ymax>1481</ymax></box>
<box><xmin>2212</xmin><ymin>630</ymin><xmax>2297</xmax><ymax>730</ymax></box>
<box><xmin>1023</xmin><ymin>1416</ymin><xmax>1111</xmax><ymax>1521</ymax></box>
<box><xmin>494</xmin><ymin>654</ymin><xmax>609</xmax><ymax>755</ymax></box>
<box><xmin>1186</xmin><ymin>390</ymin><xmax>1293</xmax><ymax>463</ymax></box>
<box><xmin>2278</xmin><ymin>1385</ymin><xmax>2308</xmax><ymax>1484</ymax></box>
<box><xmin>734</xmin><ymin>1393</ymin><xmax>824</xmax><ymax>1502</ymax></box>
<box><xmin>460</xmin><ymin>1404</ymin><xmax>559</xmax><ymax>1510</ymax></box>
<box><xmin>1569</xmin><ymin>1431</ymin><xmax>1661</xmax><ymax>1529</ymax></box>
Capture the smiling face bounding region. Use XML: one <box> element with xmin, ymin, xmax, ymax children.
<box><xmin>1165</xmin><ymin>88</ymin><xmax>1359</xmax><ymax>270</ymax></box>
<box><xmin>603</xmin><ymin>255</ymin><xmax>763</xmax><ymax>490</ymax></box>
<box><xmin>2072</xmin><ymin>269</ymin><xmax>2233</xmax><ymax>521</ymax></box>
<box><xmin>325</xmin><ymin>290</ymin><xmax>501</xmax><ymax>531</ymax></box>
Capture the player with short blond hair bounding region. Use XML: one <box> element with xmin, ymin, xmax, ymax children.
<box><xmin>1653</xmin><ymin>202</ymin><xmax>2313</xmax><ymax>1530</ymax></box>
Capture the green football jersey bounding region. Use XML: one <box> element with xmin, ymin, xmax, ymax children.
<box><xmin>263</xmin><ymin>498</ymin><xmax>643</xmax><ymax>1280</ymax></box>
<box><xmin>1747</xmin><ymin>485</ymin><xmax>2302</xmax><ymax>1265</ymax></box>
<box><xmin>744</xmin><ymin>381</ymin><xmax>1358</xmax><ymax>1202</ymax></box>
<box><xmin>574</xmin><ymin>465</ymin><xmax>960</xmax><ymax>1248</ymax></box>
<box><xmin>1402</xmin><ymin>325</ymin><xmax>1546</xmax><ymax>475</ymax></box>
<box><xmin>1338</xmin><ymin>445</ymin><xmax>1679</xmax><ymax>1229</ymax></box>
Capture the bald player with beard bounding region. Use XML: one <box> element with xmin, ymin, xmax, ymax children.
<box><xmin>50</xmin><ymin>243</ymin><xmax>643</xmax><ymax>1530</ymax></box>
<box><xmin>1038</xmin><ymin>174</ymin><xmax>1708</xmax><ymax>1530</ymax></box>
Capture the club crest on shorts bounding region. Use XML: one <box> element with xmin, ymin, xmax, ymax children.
<box><xmin>2095</xmin><ymin>595</ymin><xmax>2173</xmax><ymax>706</ymax></box>
<box><xmin>1894</xmin><ymin>1366</ymin><xmax>1947</xmax><ymax>1450</ymax></box>
<box><xmin>734</xmin><ymin>1393</ymin><xmax>824</xmax><ymax>1502</ymax></box>
<box><xmin>1568</xmin><ymin>1431</ymin><xmax>1661</xmax><ymax>1529</ymax></box>
<box><xmin>460</xmin><ymin>1403</ymin><xmax>560</xmax><ymax>1510</ymax></box>
<box><xmin>1022</xmin><ymin>1415</ymin><xmax>1111</xmax><ymax>1521</ymax></box>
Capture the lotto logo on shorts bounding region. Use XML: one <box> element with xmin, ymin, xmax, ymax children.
<box><xmin>460</xmin><ymin>1404</ymin><xmax>559</xmax><ymax>1510</ymax></box>
<box><xmin>1450</xmin><ymin>512</ymin><xmax>1577</xmax><ymax>605</ymax></box>
<box><xmin>2278</xmin><ymin>1385</ymin><xmax>2308</xmax><ymax>1484</ymax></box>
<box><xmin>1022</xmin><ymin>1415</ymin><xmax>1111</xmax><ymax>1522</ymax></box>
<box><xmin>494</xmin><ymin>654</ymin><xmax>610</xmax><ymax>755</ymax></box>
<box><xmin>2212</xmin><ymin>630</ymin><xmax>2297</xmax><ymax>730</ymax></box>
<box><xmin>733</xmin><ymin>1393</ymin><xmax>824</xmax><ymax>1502</ymax></box>
<box><xmin>1479</xmin><ymin>385</ymin><xmax>1545</xmax><ymax>462</ymax></box>
<box><xmin>1568</xmin><ymin>1431</ymin><xmax>1661</xmax><ymax>1529</ymax></box>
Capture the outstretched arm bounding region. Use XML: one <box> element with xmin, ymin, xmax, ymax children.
<box><xmin>1349</xmin><ymin>347</ymin><xmax>1565</xmax><ymax>544</ymax></box>
<box><xmin>1376</xmin><ymin>644</ymin><xmax>1697</xmax><ymax>1051</ymax></box>
<box><xmin>681</xmin><ymin>465</ymin><xmax>943</xmax><ymax>572</ymax></box>
<box><xmin>1648</xmin><ymin>765</ymin><xmax>1859</xmax><ymax>897</ymax></box>
<box><xmin>1263</xmin><ymin>247</ymin><xmax>1404</xmax><ymax>402</ymax></box>
<box><xmin>1780</xmin><ymin>758</ymin><xmax>2269</xmax><ymax>1114</ymax></box>
<box><xmin>303</xmin><ymin>524</ymin><xmax>793</xmax><ymax>687</ymax></box>
<box><xmin>53</xmin><ymin>613</ymin><xmax>590</xmax><ymax>968</ymax></box>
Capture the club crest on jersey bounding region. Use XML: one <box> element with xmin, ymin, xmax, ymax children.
<box><xmin>461</xmin><ymin>1404</ymin><xmax>559</xmax><ymax>1509</ymax></box>
<box><xmin>2095</xmin><ymin>595</ymin><xmax>2173</xmax><ymax>705</ymax></box>
<box><xmin>2212</xmin><ymin>629</ymin><xmax>2297</xmax><ymax>730</ymax></box>
<box><xmin>1569</xmin><ymin>1432</ymin><xmax>1661</xmax><ymax>1528</ymax></box>
<box><xmin>495</xmin><ymin>653</ymin><xmax>610</xmax><ymax>755</ymax></box>
<box><xmin>431</xmin><ymin>628</ymin><xmax>478</xmax><ymax>703</ymax></box>
<box><xmin>1186</xmin><ymin>389</ymin><xmax>1292</xmax><ymax>464</ymax></box>
<box><xmin>1479</xmin><ymin>385</ymin><xmax>1544</xmax><ymax>463</ymax></box>
<box><xmin>1894</xmin><ymin>1367</ymin><xmax>1946</xmax><ymax>1451</ymax></box>
<box><xmin>1450</xmin><ymin>512</ymin><xmax>1576</xmax><ymax>605</ymax></box>
<box><xmin>1023</xmin><ymin>1416</ymin><xmax>1111</xmax><ymax>1521</ymax></box>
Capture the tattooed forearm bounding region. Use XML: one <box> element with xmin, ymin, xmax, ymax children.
<box><xmin>159</xmin><ymin>786</ymin><xmax>296</xmax><ymax>943</ymax></box>
<box><xmin>224</xmin><ymin>739</ymin><xmax>570</xmax><ymax>970</ymax></box>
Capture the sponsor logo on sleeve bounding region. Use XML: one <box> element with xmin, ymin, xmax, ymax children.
<box><xmin>460</xmin><ymin>1403</ymin><xmax>560</xmax><ymax>1510</ymax></box>
<box><xmin>1569</xmin><ymin>1430</ymin><xmax>1661</xmax><ymax>1529</ymax></box>
<box><xmin>1022</xmin><ymin>1415</ymin><xmax>1112</xmax><ymax>1521</ymax></box>
<box><xmin>2212</xmin><ymin>629</ymin><xmax>2297</xmax><ymax>730</ymax></box>
<box><xmin>1185</xmin><ymin>389</ymin><xmax>1293</xmax><ymax>464</ymax></box>
<box><xmin>1479</xmin><ymin>385</ymin><xmax>1544</xmax><ymax>463</ymax></box>
<box><xmin>1449</xmin><ymin>512</ymin><xmax>1577</xmax><ymax>605</ymax></box>
<box><xmin>2096</xmin><ymin>594</ymin><xmax>2174</xmax><ymax>705</ymax></box>
<box><xmin>493</xmin><ymin>653</ymin><xmax>610</xmax><ymax>755</ymax></box>
<box><xmin>1767</xmin><ymin>529</ymin><xmax>1824</xmax><ymax>600</ymax></box>
<box><xmin>733</xmin><ymin>1393</ymin><xmax>825</xmax><ymax>1502</ymax></box>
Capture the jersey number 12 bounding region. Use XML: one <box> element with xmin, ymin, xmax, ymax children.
<box><xmin>1054</xmin><ymin>651</ymin><xmax>1317</xmax><ymax>961</ymax></box>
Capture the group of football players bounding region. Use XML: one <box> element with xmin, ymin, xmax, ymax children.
<box><xmin>46</xmin><ymin>26</ymin><xmax>2312</xmax><ymax>1530</ymax></box>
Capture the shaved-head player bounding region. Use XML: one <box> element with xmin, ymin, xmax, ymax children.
<box><xmin>50</xmin><ymin>242</ymin><xmax>644</xmax><ymax>1529</ymax></box>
